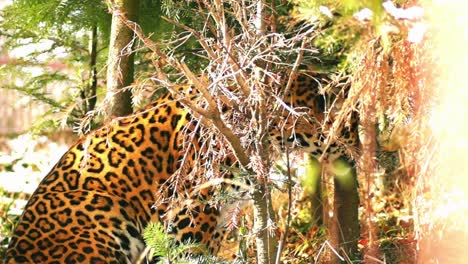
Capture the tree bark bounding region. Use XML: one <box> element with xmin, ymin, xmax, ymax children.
<box><xmin>252</xmin><ymin>182</ymin><xmax>277</xmax><ymax>264</ymax></box>
<box><xmin>79</xmin><ymin>25</ymin><xmax>98</xmax><ymax>114</ymax></box>
<box><xmin>251</xmin><ymin>1</ymin><xmax>278</xmax><ymax>263</ymax></box>
<box><xmin>87</xmin><ymin>25</ymin><xmax>98</xmax><ymax>112</ymax></box>
<box><xmin>106</xmin><ymin>0</ymin><xmax>139</xmax><ymax>117</ymax></box>
<box><xmin>333</xmin><ymin>158</ymin><xmax>360</xmax><ymax>258</ymax></box>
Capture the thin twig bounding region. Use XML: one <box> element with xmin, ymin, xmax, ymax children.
<box><xmin>160</xmin><ymin>16</ymin><xmax>218</xmax><ymax>61</ymax></box>
<box><xmin>314</xmin><ymin>240</ymin><xmax>345</xmax><ymax>264</ymax></box>
<box><xmin>275</xmin><ymin>147</ymin><xmax>293</xmax><ymax>264</ymax></box>
<box><xmin>109</xmin><ymin>7</ymin><xmax>252</xmax><ymax>168</ymax></box>
<box><xmin>283</xmin><ymin>39</ymin><xmax>306</xmax><ymax>98</ymax></box>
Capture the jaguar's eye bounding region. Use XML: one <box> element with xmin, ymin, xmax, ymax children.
<box><xmin>287</xmin><ymin>134</ymin><xmax>311</xmax><ymax>148</ymax></box>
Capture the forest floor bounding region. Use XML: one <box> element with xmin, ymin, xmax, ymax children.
<box><xmin>0</xmin><ymin>134</ymin><xmax>416</xmax><ymax>263</ymax></box>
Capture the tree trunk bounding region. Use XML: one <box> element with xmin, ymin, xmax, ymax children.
<box><xmin>106</xmin><ymin>0</ymin><xmax>139</xmax><ymax>117</ymax></box>
<box><xmin>333</xmin><ymin>158</ymin><xmax>360</xmax><ymax>258</ymax></box>
<box><xmin>251</xmin><ymin>1</ymin><xmax>278</xmax><ymax>263</ymax></box>
<box><xmin>79</xmin><ymin>25</ymin><xmax>98</xmax><ymax>114</ymax></box>
<box><xmin>360</xmin><ymin>99</ymin><xmax>380</xmax><ymax>262</ymax></box>
<box><xmin>252</xmin><ymin>182</ymin><xmax>277</xmax><ymax>264</ymax></box>
<box><xmin>87</xmin><ymin>25</ymin><xmax>98</xmax><ymax>112</ymax></box>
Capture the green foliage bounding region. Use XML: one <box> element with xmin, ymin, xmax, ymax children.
<box><xmin>144</xmin><ymin>222</ymin><xmax>173</xmax><ymax>259</ymax></box>
<box><xmin>1</xmin><ymin>0</ymin><xmax>111</xmax><ymax>38</ymax></box>
<box><xmin>0</xmin><ymin>187</ymin><xmax>21</xmax><ymax>259</ymax></box>
<box><xmin>290</xmin><ymin>0</ymin><xmax>389</xmax><ymax>71</ymax></box>
<box><xmin>144</xmin><ymin>222</ymin><xmax>225</xmax><ymax>263</ymax></box>
<box><xmin>0</xmin><ymin>0</ymin><xmax>113</xmax><ymax>132</ymax></box>
<box><xmin>0</xmin><ymin>0</ymin><xmax>110</xmax><ymax>61</ymax></box>
<box><xmin>139</xmin><ymin>0</ymin><xmax>173</xmax><ymax>37</ymax></box>
<box><xmin>160</xmin><ymin>0</ymin><xmax>192</xmax><ymax>21</ymax></box>
<box><xmin>0</xmin><ymin>65</ymin><xmax>90</xmax><ymax>131</ymax></box>
<box><xmin>375</xmin><ymin>213</ymin><xmax>415</xmax><ymax>263</ymax></box>
<box><xmin>292</xmin><ymin>0</ymin><xmax>383</xmax><ymax>21</ymax></box>
<box><xmin>0</xmin><ymin>0</ymin><xmax>205</xmax><ymax>134</ymax></box>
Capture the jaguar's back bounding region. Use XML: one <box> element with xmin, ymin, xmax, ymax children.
<box><xmin>5</xmin><ymin>90</ymin><xmax>207</xmax><ymax>263</ymax></box>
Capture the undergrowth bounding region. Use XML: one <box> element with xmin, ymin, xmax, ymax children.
<box><xmin>0</xmin><ymin>187</ymin><xmax>20</xmax><ymax>260</ymax></box>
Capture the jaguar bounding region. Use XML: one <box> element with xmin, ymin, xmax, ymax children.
<box><xmin>5</xmin><ymin>73</ymin><xmax>358</xmax><ymax>263</ymax></box>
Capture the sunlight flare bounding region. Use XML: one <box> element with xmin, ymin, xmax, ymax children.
<box><xmin>418</xmin><ymin>0</ymin><xmax>468</xmax><ymax>262</ymax></box>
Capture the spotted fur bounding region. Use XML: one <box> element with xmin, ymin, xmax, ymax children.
<box><xmin>271</xmin><ymin>74</ymin><xmax>359</xmax><ymax>162</ymax></box>
<box><xmin>5</xmin><ymin>74</ymin><xmax>357</xmax><ymax>263</ymax></box>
